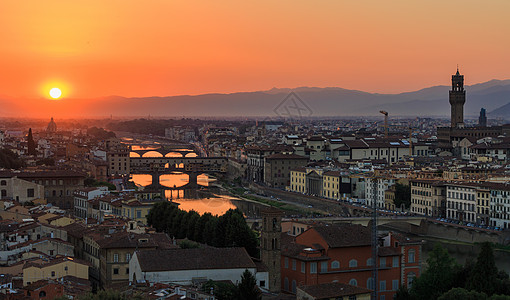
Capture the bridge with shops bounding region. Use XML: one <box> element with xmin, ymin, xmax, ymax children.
<box><xmin>130</xmin><ymin>156</ymin><xmax>228</xmax><ymax>189</ymax></box>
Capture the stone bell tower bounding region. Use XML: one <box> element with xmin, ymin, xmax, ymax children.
<box><xmin>260</xmin><ymin>207</ymin><xmax>283</xmax><ymax>293</ymax></box>
<box><xmin>449</xmin><ymin>67</ymin><xmax>466</xmax><ymax>128</ymax></box>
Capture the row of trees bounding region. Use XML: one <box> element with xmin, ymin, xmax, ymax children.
<box><xmin>0</xmin><ymin>148</ymin><xmax>25</xmax><ymax>169</ymax></box>
<box><xmin>397</xmin><ymin>242</ymin><xmax>510</xmax><ymax>300</ymax></box>
<box><xmin>146</xmin><ymin>202</ymin><xmax>259</xmax><ymax>257</ymax></box>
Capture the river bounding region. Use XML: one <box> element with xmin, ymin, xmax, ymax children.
<box><xmin>130</xmin><ymin>173</ymin><xmax>266</xmax><ymax>217</ymax></box>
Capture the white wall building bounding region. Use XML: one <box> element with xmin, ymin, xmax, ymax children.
<box><xmin>130</xmin><ymin>248</ymin><xmax>269</xmax><ymax>290</ymax></box>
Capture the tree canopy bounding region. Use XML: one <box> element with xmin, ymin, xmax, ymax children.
<box><xmin>147</xmin><ymin>201</ymin><xmax>259</xmax><ymax>257</ymax></box>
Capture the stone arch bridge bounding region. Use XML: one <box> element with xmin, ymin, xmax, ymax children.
<box><xmin>130</xmin><ymin>156</ymin><xmax>227</xmax><ymax>189</ymax></box>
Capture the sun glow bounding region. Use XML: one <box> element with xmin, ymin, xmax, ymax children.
<box><xmin>49</xmin><ymin>88</ymin><xmax>62</xmax><ymax>99</ymax></box>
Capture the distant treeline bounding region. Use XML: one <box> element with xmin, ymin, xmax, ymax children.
<box><xmin>0</xmin><ymin>148</ymin><xmax>25</xmax><ymax>169</ymax></box>
<box><xmin>147</xmin><ymin>201</ymin><xmax>258</xmax><ymax>257</ymax></box>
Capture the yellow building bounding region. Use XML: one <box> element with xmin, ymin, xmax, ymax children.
<box><xmin>289</xmin><ymin>168</ymin><xmax>307</xmax><ymax>193</ymax></box>
<box><xmin>22</xmin><ymin>257</ymin><xmax>89</xmax><ymax>286</ymax></box>
<box><xmin>384</xmin><ymin>186</ymin><xmax>396</xmax><ymax>211</ymax></box>
<box><xmin>410</xmin><ymin>180</ymin><xmax>447</xmax><ymax>217</ymax></box>
<box><xmin>476</xmin><ymin>188</ymin><xmax>490</xmax><ymax>225</ymax></box>
<box><xmin>121</xmin><ymin>199</ymin><xmax>154</xmax><ymax>225</ymax></box>
<box><xmin>322</xmin><ymin>171</ymin><xmax>341</xmax><ymax>200</ymax></box>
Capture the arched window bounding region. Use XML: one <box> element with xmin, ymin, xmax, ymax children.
<box><xmin>284</xmin><ymin>277</ymin><xmax>289</xmax><ymax>291</ymax></box>
<box><xmin>366</xmin><ymin>258</ymin><xmax>374</xmax><ymax>266</ymax></box>
<box><xmin>407</xmin><ymin>272</ymin><xmax>416</xmax><ymax>289</ymax></box>
<box><xmin>292</xmin><ymin>280</ymin><xmax>297</xmax><ymax>293</ymax></box>
<box><xmin>39</xmin><ymin>291</ymin><xmax>46</xmax><ymax>298</ymax></box>
<box><xmin>367</xmin><ymin>277</ymin><xmax>375</xmax><ymax>289</ymax></box>
<box><xmin>0</xmin><ymin>180</ymin><xmax>6</xmax><ymax>186</ymax></box>
<box><xmin>331</xmin><ymin>260</ymin><xmax>340</xmax><ymax>269</ymax></box>
<box><xmin>349</xmin><ymin>259</ymin><xmax>358</xmax><ymax>268</ymax></box>
<box><xmin>349</xmin><ymin>279</ymin><xmax>357</xmax><ymax>286</ymax></box>
<box><xmin>1</xmin><ymin>190</ymin><xmax>6</xmax><ymax>197</ymax></box>
<box><xmin>408</xmin><ymin>249</ymin><xmax>416</xmax><ymax>263</ymax></box>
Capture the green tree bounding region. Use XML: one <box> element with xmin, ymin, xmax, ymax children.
<box><xmin>491</xmin><ymin>295</ymin><xmax>510</xmax><ymax>300</ymax></box>
<box><xmin>394</xmin><ymin>285</ymin><xmax>412</xmax><ymax>300</ymax></box>
<box><xmin>0</xmin><ymin>148</ymin><xmax>25</xmax><ymax>169</ymax></box>
<box><xmin>202</xmin><ymin>280</ymin><xmax>237</xmax><ymax>300</ymax></box>
<box><xmin>410</xmin><ymin>244</ymin><xmax>458</xmax><ymax>300</ymax></box>
<box><xmin>179</xmin><ymin>239</ymin><xmax>200</xmax><ymax>249</ymax></box>
<box><xmin>438</xmin><ymin>288</ymin><xmax>487</xmax><ymax>300</ymax></box>
<box><xmin>186</xmin><ymin>210</ymin><xmax>200</xmax><ymax>240</ymax></box>
<box><xmin>466</xmin><ymin>242</ymin><xmax>498</xmax><ymax>295</ymax></box>
<box><xmin>236</xmin><ymin>269</ymin><xmax>261</xmax><ymax>300</ymax></box>
<box><xmin>394</xmin><ymin>183</ymin><xmax>411</xmax><ymax>209</ymax></box>
<box><xmin>27</xmin><ymin>128</ymin><xmax>37</xmax><ymax>156</ymax></box>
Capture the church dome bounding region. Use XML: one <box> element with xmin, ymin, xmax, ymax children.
<box><xmin>47</xmin><ymin>117</ymin><xmax>57</xmax><ymax>133</ymax></box>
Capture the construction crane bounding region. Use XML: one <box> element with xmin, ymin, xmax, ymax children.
<box><xmin>379</xmin><ymin>110</ymin><xmax>388</xmax><ymax>138</ymax></box>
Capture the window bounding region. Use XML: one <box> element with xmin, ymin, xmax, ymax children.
<box><xmin>407</xmin><ymin>272</ymin><xmax>416</xmax><ymax>289</ymax></box>
<box><xmin>331</xmin><ymin>260</ymin><xmax>340</xmax><ymax>269</ymax></box>
<box><xmin>292</xmin><ymin>259</ymin><xmax>296</xmax><ymax>270</ymax></box>
<box><xmin>260</xmin><ymin>280</ymin><xmax>265</xmax><ymax>287</ymax></box>
<box><xmin>136</xmin><ymin>210</ymin><xmax>142</xmax><ymax>218</ymax></box>
<box><xmin>380</xmin><ymin>257</ymin><xmax>386</xmax><ymax>268</ymax></box>
<box><xmin>284</xmin><ymin>277</ymin><xmax>289</xmax><ymax>291</ymax></box>
<box><xmin>380</xmin><ymin>280</ymin><xmax>386</xmax><ymax>291</ymax></box>
<box><xmin>349</xmin><ymin>259</ymin><xmax>358</xmax><ymax>268</ymax></box>
<box><xmin>1</xmin><ymin>190</ymin><xmax>6</xmax><ymax>197</ymax></box>
<box><xmin>64</xmin><ymin>266</ymin><xmax>68</xmax><ymax>271</ymax></box>
<box><xmin>113</xmin><ymin>268</ymin><xmax>119</xmax><ymax>274</ymax></box>
<box><xmin>349</xmin><ymin>279</ymin><xmax>357</xmax><ymax>286</ymax></box>
<box><xmin>126</xmin><ymin>253</ymin><xmax>131</xmax><ymax>262</ymax></box>
<box><xmin>27</xmin><ymin>188</ymin><xmax>34</xmax><ymax>198</ymax></box>
<box><xmin>301</xmin><ymin>262</ymin><xmax>305</xmax><ymax>273</ymax></box>
<box><xmin>284</xmin><ymin>257</ymin><xmax>288</xmax><ymax>268</ymax></box>
<box><xmin>367</xmin><ymin>258</ymin><xmax>374</xmax><ymax>266</ymax></box>
<box><xmin>126</xmin><ymin>268</ymin><xmax>129</xmax><ymax>274</ymax></box>
<box><xmin>39</xmin><ymin>291</ymin><xmax>46</xmax><ymax>298</ymax></box>
<box><xmin>393</xmin><ymin>256</ymin><xmax>399</xmax><ymax>267</ymax></box>
<box><xmin>408</xmin><ymin>249</ymin><xmax>415</xmax><ymax>263</ymax></box>
<box><xmin>113</xmin><ymin>253</ymin><xmax>119</xmax><ymax>262</ymax></box>
<box><xmin>367</xmin><ymin>277</ymin><xmax>375</xmax><ymax>289</ymax></box>
<box><xmin>292</xmin><ymin>280</ymin><xmax>297</xmax><ymax>293</ymax></box>
<box><xmin>392</xmin><ymin>279</ymin><xmax>399</xmax><ymax>291</ymax></box>
<box><xmin>380</xmin><ymin>296</ymin><xmax>385</xmax><ymax>300</ymax></box>
<box><xmin>348</xmin><ymin>296</ymin><xmax>357</xmax><ymax>300</ymax></box>
<box><xmin>321</xmin><ymin>261</ymin><xmax>328</xmax><ymax>272</ymax></box>
<box><xmin>310</xmin><ymin>262</ymin><xmax>317</xmax><ymax>274</ymax></box>
<box><xmin>51</xmin><ymin>271</ymin><xmax>55</xmax><ymax>277</ymax></box>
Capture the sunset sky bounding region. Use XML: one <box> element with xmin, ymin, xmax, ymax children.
<box><xmin>1</xmin><ymin>0</ymin><xmax>510</xmax><ymax>99</ymax></box>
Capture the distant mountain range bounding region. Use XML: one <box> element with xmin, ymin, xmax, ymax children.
<box><xmin>3</xmin><ymin>79</ymin><xmax>510</xmax><ymax>118</ymax></box>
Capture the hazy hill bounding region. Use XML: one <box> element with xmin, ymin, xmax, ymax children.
<box><xmin>2</xmin><ymin>79</ymin><xmax>510</xmax><ymax>118</ymax></box>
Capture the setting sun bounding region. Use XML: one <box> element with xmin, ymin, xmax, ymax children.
<box><xmin>49</xmin><ymin>88</ymin><xmax>62</xmax><ymax>99</ymax></box>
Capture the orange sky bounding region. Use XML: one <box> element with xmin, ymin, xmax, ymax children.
<box><xmin>1</xmin><ymin>0</ymin><xmax>510</xmax><ymax>99</ymax></box>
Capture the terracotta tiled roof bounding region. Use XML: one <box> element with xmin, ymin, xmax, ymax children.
<box><xmin>135</xmin><ymin>247</ymin><xmax>255</xmax><ymax>272</ymax></box>
<box><xmin>310</xmin><ymin>224</ymin><xmax>371</xmax><ymax>248</ymax></box>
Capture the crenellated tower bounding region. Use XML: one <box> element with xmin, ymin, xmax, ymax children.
<box><xmin>449</xmin><ymin>68</ymin><xmax>466</xmax><ymax>128</ymax></box>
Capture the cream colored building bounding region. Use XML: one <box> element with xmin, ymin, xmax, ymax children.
<box><xmin>289</xmin><ymin>168</ymin><xmax>307</xmax><ymax>193</ymax></box>
<box><xmin>410</xmin><ymin>180</ymin><xmax>447</xmax><ymax>217</ymax></box>
<box><xmin>22</xmin><ymin>257</ymin><xmax>89</xmax><ymax>286</ymax></box>
<box><xmin>0</xmin><ymin>177</ymin><xmax>44</xmax><ymax>204</ymax></box>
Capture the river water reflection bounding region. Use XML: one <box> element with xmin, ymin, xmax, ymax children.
<box><xmin>130</xmin><ymin>173</ymin><xmax>264</xmax><ymax>217</ymax></box>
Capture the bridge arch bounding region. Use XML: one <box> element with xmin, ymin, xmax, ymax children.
<box><xmin>185</xmin><ymin>152</ymin><xmax>198</xmax><ymax>157</ymax></box>
<box><xmin>130</xmin><ymin>152</ymin><xmax>141</xmax><ymax>157</ymax></box>
<box><xmin>142</xmin><ymin>151</ymin><xmax>163</xmax><ymax>158</ymax></box>
<box><xmin>165</xmin><ymin>152</ymin><xmax>184</xmax><ymax>157</ymax></box>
